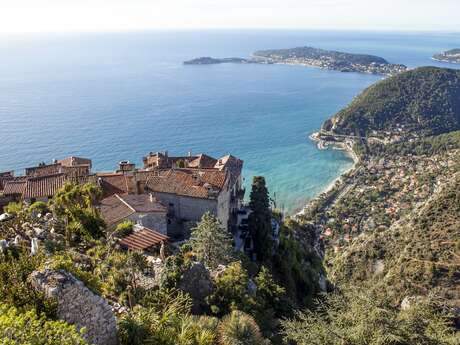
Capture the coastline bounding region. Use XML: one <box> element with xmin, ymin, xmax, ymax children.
<box><xmin>294</xmin><ymin>132</ymin><xmax>359</xmax><ymax>218</ymax></box>
<box><xmin>432</xmin><ymin>57</ymin><xmax>460</xmax><ymax>64</ymax></box>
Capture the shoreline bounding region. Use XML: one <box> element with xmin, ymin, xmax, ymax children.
<box><xmin>432</xmin><ymin>57</ymin><xmax>460</xmax><ymax>64</ymax></box>
<box><xmin>294</xmin><ymin>132</ymin><xmax>359</xmax><ymax>218</ymax></box>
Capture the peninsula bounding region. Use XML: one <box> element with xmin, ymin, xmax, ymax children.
<box><xmin>184</xmin><ymin>46</ymin><xmax>408</xmax><ymax>76</ymax></box>
<box><xmin>183</xmin><ymin>57</ymin><xmax>253</xmax><ymax>65</ymax></box>
<box><xmin>433</xmin><ymin>48</ymin><xmax>460</xmax><ymax>64</ymax></box>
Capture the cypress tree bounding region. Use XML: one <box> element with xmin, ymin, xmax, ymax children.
<box><xmin>248</xmin><ymin>176</ymin><xmax>273</xmax><ymax>261</ymax></box>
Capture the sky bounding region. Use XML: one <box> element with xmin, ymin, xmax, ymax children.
<box><xmin>0</xmin><ymin>0</ymin><xmax>459</xmax><ymax>34</ymax></box>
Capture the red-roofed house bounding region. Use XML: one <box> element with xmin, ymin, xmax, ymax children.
<box><xmin>119</xmin><ymin>225</ymin><xmax>169</xmax><ymax>252</ymax></box>
<box><xmin>143</xmin><ymin>168</ymin><xmax>233</xmax><ymax>238</ymax></box>
<box><xmin>99</xmin><ymin>193</ymin><xmax>167</xmax><ymax>234</ymax></box>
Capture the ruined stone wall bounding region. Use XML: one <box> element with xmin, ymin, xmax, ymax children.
<box><xmin>31</xmin><ymin>269</ymin><xmax>118</xmax><ymax>345</ymax></box>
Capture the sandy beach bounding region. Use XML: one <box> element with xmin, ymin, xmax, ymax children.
<box><xmin>295</xmin><ymin>132</ymin><xmax>359</xmax><ymax>217</ymax></box>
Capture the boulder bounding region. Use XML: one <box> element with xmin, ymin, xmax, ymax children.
<box><xmin>178</xmin><ymin>261</ymin><xmax>213</xmax><ymax>313</ymax></box>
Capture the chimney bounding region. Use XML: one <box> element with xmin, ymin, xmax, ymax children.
<box><xmin>188</xmin><ymin>150</ymin><xmax>192</xmax><ymax>157</ymax></box>
<box><xmin>118</xmin><ymin>161</ymin><xmax>135</xmax><ymax>173</ymax></box>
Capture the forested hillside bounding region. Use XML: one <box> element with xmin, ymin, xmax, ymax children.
<box><xmin>324</xmin><ymin>67</ymin><xmax>460</xmax><ymax>136</ymax></box>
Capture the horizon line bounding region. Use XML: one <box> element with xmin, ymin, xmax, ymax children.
<box><xmin>1</xmin><ymin>27</ymin><xmax>460</xmax><ymax>37</ymax></box>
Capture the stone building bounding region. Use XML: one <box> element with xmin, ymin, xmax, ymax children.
<box><xmin>142</xmin><ymin>168</ymin><xmax>231</xmax><ymax>238</ymax></box>
<box><xmin>99</xmin><ymin>193</ymin><xmax>168</xmax><ymax>234</ymax></box>
<box><xmin>140</xmin><ymin>152</ymin><xmax>245</xmax><ymax>238</ymax></box>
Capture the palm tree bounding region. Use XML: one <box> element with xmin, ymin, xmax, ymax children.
<box><xmin>217</xmin><ymin>310</ymin><xmax>268</xmax><ymax>345</ymax></box>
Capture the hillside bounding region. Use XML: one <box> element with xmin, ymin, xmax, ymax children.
<box><xmin>252</xmin><ymin>46</ymin><xmax>406</xmax><ymax>75</ymax></box>
<box><xmin>323</xmin><ymin>67</ymin><xmax>460</xmax><ymax>137</ymax></box>
<box><xmin>253</xmin><ymin>46</ymin><xmax>389</xmax><ymax>65</ymax></box>
<box><xmin>329</xmin><ymin>169</ymin><xmax>460</xmax><ymax>308</ymax></box>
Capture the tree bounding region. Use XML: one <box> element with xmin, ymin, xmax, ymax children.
<box><xmin>118</xmin><ymin>288</ymin><xmax>218</xmax><ymax>345</ymax></box>
<box><xmin>248</xmin><ymin>176</ymin><xmax>273</xmax><ymax>261</ymax></box>
<box><xmin>190</xmin><ymin>212</ymin><xmax>234</xmax><ymax>269</ymax></box>
<box><xmin>50</xmin><ymin>182</ymin><xmax>105</xmax><ymax>245</ymax></box>
<box><xmin>207</xmin><ymin>262</ymin><xmax>253</xmax><ymax>316</ymax></box>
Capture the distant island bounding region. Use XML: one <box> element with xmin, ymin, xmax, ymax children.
<box><xmin>433</xmin><ymin>49</ymin><xmax>460</xmax><ymax>64</ymax></box>
<box><xmin>183</xmin><ymin>57</ymin><xmax>254</xmax><ymax>65</ymax></box>
<box><xmin>184</xmin><ymin>46</ymin><xmax>408</xmax><ymax>76</ymax></box>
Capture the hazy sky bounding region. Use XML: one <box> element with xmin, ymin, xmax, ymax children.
<box><xmin>1</xmin><ymin>0</ymin><xmax>459</xmax><ymax>34</ymax></box>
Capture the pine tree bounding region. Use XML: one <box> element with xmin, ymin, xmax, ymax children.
<box><xmin>190</xmin><ymin>212</ymin><xmax>234</xmax><ymax>269</ymax></box>
<box><xmin>248</xmin><ymin>176</ymin><xmax>273</xmax><ymax>262</ymax></box>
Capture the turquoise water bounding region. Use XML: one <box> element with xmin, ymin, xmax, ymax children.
<box><xmin>1</xmin><ymin>30</ymin><xmax>459</xmax><ymax>213</ymax></box>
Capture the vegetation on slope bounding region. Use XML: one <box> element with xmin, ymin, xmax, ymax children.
<box><xmin>281</xmin><ymin>287</ymin><xmax>460</xmax><ymax>345</ymax></box>
<box><xmin>324</xmin><ymin>67</ymin><xmax>460</xmax><ymax>136</ymax></box>
<box><xmin>329</xmin><ymin>172</ymin><xmax>460</xmax><ymax>308</ymax></box>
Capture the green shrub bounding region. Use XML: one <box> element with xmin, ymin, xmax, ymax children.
<box><xmin>28</xmin><ymin>201</ymin><xmax>49</xmax><ymax>215</ymax></box>
<box><xmin>0</xmin><ymin>303</ymin><xmax>88</xmax><ymax>345</ymax></box>
<box><xmin>114</xmin><ymin>221</ymin><xmax>134</xmax><ymax>238</ymax></box>
<box><xmin>218</xmin><ymin>310</ymin><xmax>268</xmax><ymax>345</ymax></box>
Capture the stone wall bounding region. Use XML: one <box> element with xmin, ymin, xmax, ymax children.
<box><xmin>151</xmin><ymin>191</ymin><xmax>219</xmax><ymax>237</ymax></box>
<box><xmin>31</xmin><ymin>269</ymin><xmax>118</xmax><ymax>345</ymax></box>
<box><xmin>128</xmin><ymin>211</ymin><xmax>167</xmax><ymax>234</ymax></box>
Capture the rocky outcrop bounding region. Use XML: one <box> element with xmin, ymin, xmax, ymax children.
<box><xmin>30</xmin><ymin>269</ymin><xmax>118</xmax><ymax>345</ymax></box>
<box><xmin>178</xmin><ymin>261</ymin><xmax>213</xmax><ymax>313</ymax></box>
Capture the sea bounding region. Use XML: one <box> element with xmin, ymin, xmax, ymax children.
<box><xmin>1</xmin><ymin>30</ymin><xmax>459</xmax><ymax>214</ymax></box>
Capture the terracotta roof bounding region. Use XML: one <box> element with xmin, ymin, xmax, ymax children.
<box><xmin>143</xmin><ymin>152</ymin><xmax>218</xmax><ymax>169</ymax></box>
<box><xmin>0</xmin><ymin>172</ymin><xmax>14</xmax><ymax>190</ymax></box>
<box><xmin>145</xmin><ymin>168</ymin><xmax>228</xmax><ymax>199</ymax></box>
<box><xmin>94</xmin><ymin>173</ymin><xmax>134</xmax><ymax>197</ymax></box>
<box><xmin>100</xmin><ymin>193</ymin><xmax>166</xmax><ymax>226</ymax></box>
<box><xmin>25</xmin><ymin>164</ymin><xmax>62</xmax><ymax>177</ymax></box>
<box><xmin>215</xmin><ymin>155</ymin><xmax>243</xmax><ymax>185</ymax></box>
<box><xmin>23</xmin><ymin>173</ymin><xmax>68</xmax><ymax>199</ymax></box>
<box><xmin>119</xmin><ymin>226</ymin><xmax>169</xmax><ymax>251</ymax></box>
<box><xmin>188</xmin><ymin>154</ymin><xmax>218</xmax><ymax>168</ymax></box>
<box><xmin>0</xmin><ymin>171</ymin><xmax>14</xmax><ymax>178</ymax></box>
<box><xmin>58</xmin><ymin>156</ymin><xmax>92</xmax><ymax>168</ymax></box>
<box><xmin>3</xmin><ymin>179</ymin><xmax>26</xmax><ymax>196</ymax></box>
<box><xmin>119</xmin><ymin>194</ymin><xmax>167</xmax><ymax>213</ymax></box>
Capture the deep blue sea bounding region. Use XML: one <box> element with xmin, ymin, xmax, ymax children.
<box><xmin>1</xmin><ymin>30</ymin><xmax>459</xmax><ymax>213</ymax></box>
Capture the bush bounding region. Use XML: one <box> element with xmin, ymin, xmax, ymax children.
<box><xmin>4</xmin><ymin>201</ymin><xmax>23</xmax><ymax>215</ymax></box>
<box><xmin>114</xmin><ymin>221</ymin><xmax>134</xmax><ymax>238</ymax></box>
<box><xmin>281</xmin><ymin>287</ymin><xmax>460</xmax><ymax>345</ymax></box>
<box><xmin>0</xmin><ymin>248</ymin><xmax>56</xmax><ymax>317</ymax></box>
<box><xmin>28</xmin><ymin>201</ymin><xmax>49</xmax><ymax>215</ymax></box>
<box><xmin>218</xmin><ymin>310</ymin><xmax>268</xmax><ymax>345</ymax></box>
<box><xmin>49</xmin><ymin>253</ymin><xmax>102</xmax><ymax>295</ymax></box>
<box><xmin>0</xmin><ymin>303</ymin><xmax>88</xmax><ymax>345</ymax></box>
